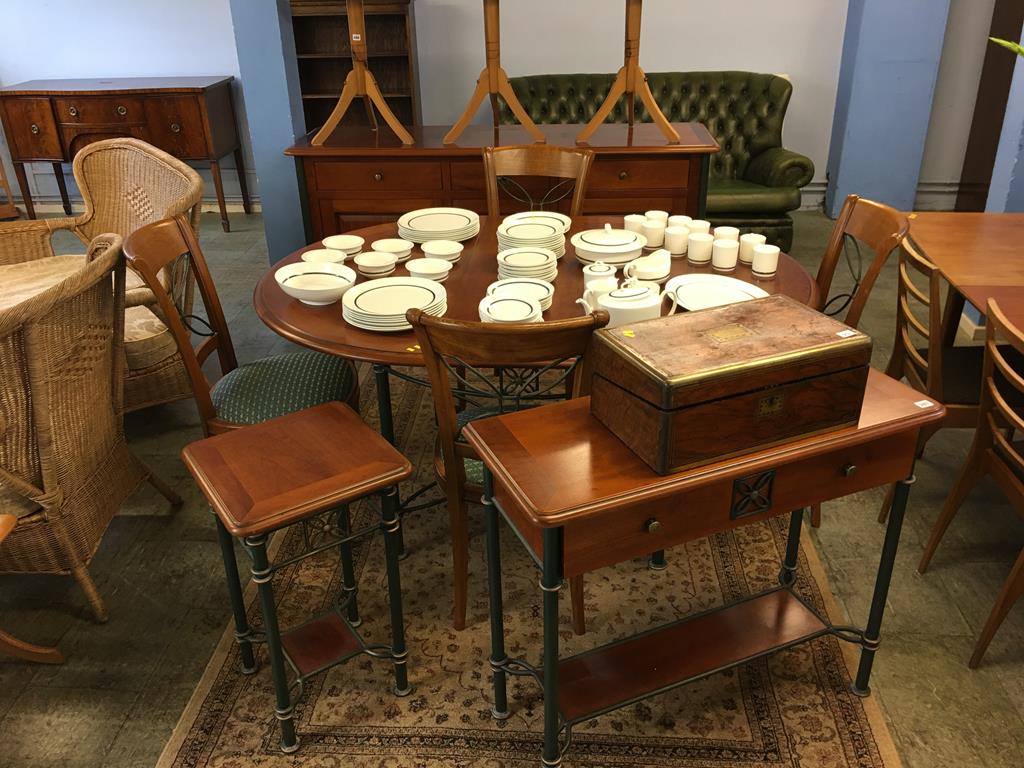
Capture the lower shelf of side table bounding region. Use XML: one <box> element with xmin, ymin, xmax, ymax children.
<box><xmin>558</xmin><ymin>589</ymin><xmax>828</xmax><ymax>723</ymax></box>
<box><xmin>281</xmin><ymin>612</ymin><xmax>361</xmax><ymax>678</ymax></box>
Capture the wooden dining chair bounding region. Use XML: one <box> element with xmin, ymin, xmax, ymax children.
<box><xmin>123</xmin><ymin>216</ymin><xmax>359</xmax><ymax>437</ymax></box>
<box><xmin>407</xmin><ymin>309</ymin><xmax>609</xmax><ymax>632</ymax></box>
<box><xmin>809</xmin><ymin>194</ymin><xmax>909</xmax><ymax>526</ymax></box>
<box><xmin>482</xmin><ymin>144</ymin><xmax>594</xmax><ymax>218</ymax></box>
<box><xmin>917</xmin><ymin>299</ymin><xmax>1024</xmax><ymax>668</ymax></box>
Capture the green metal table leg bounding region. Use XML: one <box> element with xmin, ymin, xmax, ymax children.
<box><xmin>541</xmin><ymin>527</ymin><xmax>563</xmax><ymax>767</ymax></box>
<box><xmin>779</xmin><ymin>509</ymin><xmax>804</xmax><ymax>587</ymax></box>
<box><xmin>483</xmin><ymin>469</ymin><xmax>509</xmax><ymax>719</ymax></box>
<box><xmin>214</xmin><ymin>515</ymin><xmax>257</xmax><ymax>674</ymax></box>
<box><xmin>648</xmin><ymin>549</ymin><xmax>667</xmax><ymax>570</ymax></box>
<box><xmin>852</xmin><ymin>474</ymin><xmax>913</xmax><ymax>696</ymax></box>
<box><xmin>245</xmin><ymin>533</ymin><xmax>299</xmax><ymax>753</ymax></box>
<box><xmin>336</xmin><ymin>505</ymin><xmax>361</xmax><ymax>627</ymax></box>
<box><xmin>380</xmin><ymin>487</ymin><xmax>412</xmax><ymax>697</ymax></box>
<box><xmin>373</xmin><ymin>363</ymin><xmax>407</xmax><ymax>559</ymax></box>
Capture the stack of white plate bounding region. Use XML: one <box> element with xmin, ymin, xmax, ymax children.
<box><xmin>496</xmin><ymin>247</ymin><xmax>558</xmax><ymax>282</ymax></box>
<box><xmin>479</xmin><ymin>295</ymin><xmax>543</xmax><ymax>323</ymax></box>
<box><xmin>342</xmin><ymin>277</ymin><xmax>447</xmax><ymax>332</ymax></box>
<box><xmin>497</xmin><ymin>217</ymin><xmax>566</xmax><ymax>258</ymax></box>
<box><xmin>486</xmin><ymin>277</ymin><xmax>554</xmax><ymax>311</ymax></box>
<box><xmin>398</xmin><ymin>207</ymin><xmax>480</xmax><ymax>243</ymax></box>
<box><xmin>371</xmin><ymin>238</ymin><xmax>414</xmax><ymax>263</ymax></box>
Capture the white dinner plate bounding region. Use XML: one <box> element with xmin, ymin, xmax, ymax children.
<box><xmin>502</xmin><ymin>211</ymin><xmax>571</xmax><ymax>233</ymax></box>
<box><xmin>664</xmin><ymin>274</ymin><xmax>769</xmax><ymax>311</ymax></box>
<box><xmin>343</xmin><ymin>276</ymin><xmax>447</xmax><ymax>316</ymax></box>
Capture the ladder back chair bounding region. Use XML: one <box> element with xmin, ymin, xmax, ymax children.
<box><xmin>407</xmin><ymin>309</ymin><xmax>610</xmax><ymax>632</ymax></box>
<box><xmin>483</xmin><ymin>144</ymin><xmax>594</xmax><ymax>218</ymax></box>
<box><xmin>917</xmin><ymin>299</ymin><xmax>1024</xmax><ymax>668</ymax></box>
<box><xmin>810</xmin><ymin>194</ymin><xmax>909</xmax><ymax>527</ymax></box>
<box><xmin>123</xmin><ymin>216</ymin><xmax>359</xmax><ymax>437</ymax></box>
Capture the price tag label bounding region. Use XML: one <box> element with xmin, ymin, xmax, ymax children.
<box><xmin>352</xmin><ymin>33</ymin><xmax>362</xmax><ymax>42</ymax></box>
<box><xmin>914</xmin><ymin>399</ymin><xmax>934</xmax><ymax>408</ymax></box>
<box><xmin>836</xmin><ymin>329</ymin><xmax>858</xmax><ymax>338</ymax></box>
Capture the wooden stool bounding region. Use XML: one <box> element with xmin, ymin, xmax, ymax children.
<box><xmin>181</xmin><ymin>402</ymin><xmax>414</xmax><ymax>753</ymax></box>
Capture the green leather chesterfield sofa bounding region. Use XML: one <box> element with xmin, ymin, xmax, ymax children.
<box><xmin>498</xmin><ymin>71</ymin><xmax>814</xmax><ymax>250</ymax></box>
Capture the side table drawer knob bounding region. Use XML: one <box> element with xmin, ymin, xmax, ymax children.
<box><xmin>170</xmin><ymin>122</ymin><xmax>181</xmax><ymax>133</ymax></box>
<box><xmin>30</xmin><ymin>123</ymin><xmax>40</xmax><ymax>135</ymax></box>
<box><xmin>618</xmin><ymin>170</ymin><xmax>628</xmax><ymax>181</ymax></box>
<box><xmin>842</xmin><ymin>463</ymin><xmax>857</xmax><ymax>477</ymax></box>
<box><xmin>374</xmin><ymin>172</ymin><xmax>383</xmax><ymax>182</ymax></box>
<box><xmin>645</xmin><ymin>518</ymin><xmax>662</xmax><ymax>534</ymax></box>
<box><xmin>116</xmin><ymin>105</ymin><xmax>127</xmax><ymax>116</ymax></box>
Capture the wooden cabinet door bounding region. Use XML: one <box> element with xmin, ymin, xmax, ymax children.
<box><xmin>144</xmin><ymin>96</ymin><xmax>208</xmax><ymax>158</ymax></box>
<box><xmin>0</xmin><ymin>98</ymin><xmax>61</xmax><ymax>160</ymax></box>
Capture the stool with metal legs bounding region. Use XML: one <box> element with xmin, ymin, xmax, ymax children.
<box><xmin>182</xmin><ymin>402</ymin><xmax>414</xmax><ymax>753</ymax></box>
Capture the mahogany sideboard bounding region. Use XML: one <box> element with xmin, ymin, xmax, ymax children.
<box><xmin>0</xmin><ymin>76</ymin><xmax>251</xmax><ymax>231</ymax></box>
<box><xmin>285</xmin><ymin>122</ymin><xmax>718</xmax><ymax>240</ymax></box>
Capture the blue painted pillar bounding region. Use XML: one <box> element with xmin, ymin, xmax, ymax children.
<box><xmin>987</xmin><ymin>28</ymin><xmax>1024</xmax><ymax>212</ymax></box>
<box><xmin>228</xmin><ymin>0</ymin><xmax>307</xmax><ymax>263</ymax></box>
<box><xmin>825</xmin><ymin>0</ymin><xmax>952</xmax><ymax>217</ymax></box>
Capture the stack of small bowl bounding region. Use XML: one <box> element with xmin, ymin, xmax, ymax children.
<box><xmin>354</xmin><ymin>252</ymin><xmax>397</xmax><ymax>279</ymax></box>
<box><xmin>421</xmin><ymin>240</ymin><xmax>464</xmax><ymax>264</ymax></box>
<box><xmin>406</xmin><ymin>258</ymin><xmax>452</xmax><ymax>283</ymax></box>
<box><xmin>371</xmin><ymin>238</ymin><xmax>414</xmax><ymax>263</ymax></box>
<box><xmin>302</xmin><ymin>233</ymin><xmax>364</xmax><ymax>263</ymax></box>
<box><xmin>496</xmin><ymin>247</ymin><xmax>558</xmax><ymax>283</ymax></box>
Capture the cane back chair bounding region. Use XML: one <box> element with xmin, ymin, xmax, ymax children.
<box><xmin>917</xmin><ymin>299</ymin><xmax>1024</xmax><ymax>668</ymax></box>
<box><xmin>123</xmin><ymin>216</ymin><xmax>359</xmax><ymax>436</ymax></box>
<box><xmin>0</xmin><ymin>234</ymin><xmax>180</xmax><ymax>622</ymax></box>
<box><xmin>483</xmin><ymin>144</ymin><xmax>594</xmax><ymax>218</ymax></box>
<box><xmin>408</xmin><ymin>309</ymin><xmax>609</xmax><ymax>632</ymax></box>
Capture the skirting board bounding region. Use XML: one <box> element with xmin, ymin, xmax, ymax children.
<box><xmin>15</xmin><ymin>197</ymin><xmax>262</xmax><ymax>216</ymax></box>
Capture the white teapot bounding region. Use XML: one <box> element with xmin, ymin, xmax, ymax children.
<box><xmin>577</xmin><ymin>283</ymin><xmax>678</xmax><ymax>328</ymax></box>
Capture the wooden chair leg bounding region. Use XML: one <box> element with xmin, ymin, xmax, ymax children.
<box><xmin>919</xmin><ymin>444</ymin><xmax>987</xmax><ymax>574</ymax></box>
<box><xmin>0</xmin><ymin>626</ymin><xmax>64</xmax><ymax>664</ymax></box>
<box><xmin>569</xmin><ymin>575</ymin><xmax>586</xmax><ymax>635</ymax></box>
<box><xmin>810</xmin><ymin>504</ymin><xmax>821</xmax><ymax>528</ymax></box>
<box><xmin>447</xmin><ymin>478</ymin><xmax>470</xmax><ymax>631</ymax></box>
<box><xmin>141</xmin><ymin>460</ymin><xmax>183</xmax><ymax>508</ymax></box>
<box><xmin>71</xmin><ymin>561</ymin><xmax>108</xmax><ymax>623</ymax></box>
<box><xmin>969</xmin><ymin>546</ymin><xmax>1024</xmax><ymax>668</ymax></box>
<box><xmin>877</xmin><ymin>484</ymin><xmax>896</xmax><ymax>524</ymax></box>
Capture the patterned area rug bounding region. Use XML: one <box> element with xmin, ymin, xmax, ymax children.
<box><xmin>158</xmin><ymin>369</ymin><xmax>901</xmax><ymax>767</ymax></box>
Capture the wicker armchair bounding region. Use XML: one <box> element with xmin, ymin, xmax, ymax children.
<box><xmin>0</xmin><ymin>234</ymin><xmax>180</xmax><ymax>622</ymax></box>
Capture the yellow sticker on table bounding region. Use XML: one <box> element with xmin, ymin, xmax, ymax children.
<box><xmin>622</xmin><ymin>329</ymin><xmax>636</xmax><ymax>338</ymax></box>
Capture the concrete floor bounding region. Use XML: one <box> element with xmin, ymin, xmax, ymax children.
<box><xmin>1</xmin><ymin>211</ymin><xmax>1021</xmax><ymax>767</ymax></box>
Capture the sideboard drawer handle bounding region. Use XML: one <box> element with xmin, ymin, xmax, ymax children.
<box><xmin>116</xmin><ymin>105</ymin><xmax>127</xmax><ymax>116</ymax></box>
<box><xmin>373</xmin><ymin>172</ymin><xmax>383</xmax><ymax>182</ymax></box>
<box><xmin>645</xmin><ymin>518</ymin><xmax>662</xmax><ymax>534</ymax></box>
<box><xmin>842</xmin><ymin>463</ymin><xmax>857</xmax><ymax>477</ymax></box>
<box><xmin>170</xmin><ymin>122</ymin><xmax>181</xmax><ymax>133</ymax></box>
<box><xmin>30</xmin><ymin>123</ymin><xmax>40</xmax><ymax>135</ymax></box>
<box><xmin>618</xmin><ymin>170</ymin><xmax>628</xmax><ymax>181</ymax></box>
<box><xmin>68</xmin><ymin>106</ymin><xmax>78</xmax><ymax>117</ymax></box>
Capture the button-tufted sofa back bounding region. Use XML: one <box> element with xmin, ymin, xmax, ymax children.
<box><xmin>498</xmin><ymin>71</ymin><xmax>792</xmax><ymax>181</ymax></box>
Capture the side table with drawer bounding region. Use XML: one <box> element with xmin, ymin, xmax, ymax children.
<box><xmin>0</xmin><ymin>77</ymin><xmax>251</xmax><ymax>231</ymax></box>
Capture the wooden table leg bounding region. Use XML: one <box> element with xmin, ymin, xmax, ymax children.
<box><xmin>210</xmin><ymin>159</ymin><xmax>230</xmax><ymax>232</ymax></box>
<box><xmin>52</xmin><ymin>162</ymin><xmax>72</xmax><ymax>214</ymax></box>
<box><xmin>233</xmin><ymin>147</ymin><xmax>252</xmax><ymax>215</ymax></box>
<box><xmin>13</xmin><ymin>162</ymin><xmax>35</xmax><ymax>219</ymax></box>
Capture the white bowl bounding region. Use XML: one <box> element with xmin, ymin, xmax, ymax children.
<box><xmin>406</xmin><ymin>257</ymin><xmax>453</xmax><ymax>279</ymax></box>
<box><xmin>275</xmin><ymin>261</ymin><xmax>357</xmax><ymax>306</ymax></box>
<box><xmin>354</xmin><ymin>251</ymin><xmax>398</xmax><ymax>273</ymax></box>
<box><xmin>421</xmin><ymin>240</ymin><xmax>464</xmax><ymax>261</ymax></box>
<box><xmin>301</xmin><ymin>248</ymin><xmax>348</xmax><ymax>264</ymax></box>
<box><xmin>371</xmin><ymin>238</ymin><xmax>414</xmax><ymax>255</ymax></box>
<box><xmin>358</xmin><ymin>267</ymin><xmax>396</xmax><ymax>280</ymax></box>
<box><xmin>322</xmin><ymin>234</ymin><xmax>364</xmax><ymax>254</ymax></box>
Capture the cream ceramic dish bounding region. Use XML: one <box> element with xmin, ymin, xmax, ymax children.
<box><xmin>275</xmin><ymin>261</ymin><xmax>357</xmax><ymax>306</ymax></box>
<box><xmin>301</xmin><ymin>248</ymin><xmax>349</xmax><ymax>264</ymax></box>
<box><xmin>321</xmin><ymin>234</ymin><xmax>364</xmax><ymax>254</ymax></box>
<box><xmin>406</xmin><ymin>257</ymin><xmax>453</xmax><ymax>281</ymax></box>
<box><xmin>421</xmin><ymin>239</ymin><xmax>464</xmax><ymax>261</ymax></box>
<box><xmin>571</xmin><ymin>223</ymin><xmax>647</xmax><ymax>265</ymax></box>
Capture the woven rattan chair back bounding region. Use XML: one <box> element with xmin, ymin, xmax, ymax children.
<box><xmin>123</xmin><ymin>216</ymin><xmax>238</xmax><ymax>435</ymax></box>
<box><xmin>815</xmin><ymin>194</ymin><xmax>909</xmax><ymax>328</ymax></box>
<box><xmin>483</xmin><ymin>144</ymin><xmax>594</xmax><ymax>218</ymax></box>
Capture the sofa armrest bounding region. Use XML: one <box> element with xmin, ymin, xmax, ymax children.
<box><xmin>744</xmin><ymin>147</ymin><xmax>815</xmax><ymax>189</ymax></box>
<box><xmin>0</xmin><ymin>216</ymin><xmax>78</xmax><ymax>266</ymax></box>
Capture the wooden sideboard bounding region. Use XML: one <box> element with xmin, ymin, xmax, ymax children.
<box><xmin>285</xmin><ymin>123</ymin><xmax>718</xmax><ymax>240</ymax></box>
<box><xmin>0</xmin><ymin>76</ymin><xmax>250</xmax><ymax>231</ymax></box>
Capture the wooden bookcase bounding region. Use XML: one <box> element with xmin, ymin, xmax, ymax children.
<box><xmin>290</xmin><ymin>0</ymin><xmax>420</xmax><ymax>133</ymax></box>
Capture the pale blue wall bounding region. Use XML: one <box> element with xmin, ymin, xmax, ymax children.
<box><xmin>825</xmin><ymin>0</ymin><xmax>952</xmax><ymax>216</ymax></box>
<box><xmin>986</xmin><ymin>27</ymin><xmax>1024</xmax><ymax>212</ymax></box>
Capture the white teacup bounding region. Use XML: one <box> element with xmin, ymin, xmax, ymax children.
<box><xmin>687</xmin><ymin>232</ymin><xmax>714</xmax><ymax>265</ymax></box>
<box><xmin>668</xmin><ymin>214</ymin><xmax>692</xmax><ymax>229</ymax></box>
<box><xmin>713</xmin><ymin>226</ymin><xmax>740</xmax><ymax>241</ymax></box>
<box><xmin>752</xmin><ymin>244</ymin><xmax>781</xmax><ymax>279</ymax></box>
<box><xmin>623</xmin><ymin>214</ymin><xmax>647</xmax><ymax>233</ymax></box>
<box><xmin>644</xmin><ymin>209</ymin><xmax>669</xmax><ymax>223</ymax></box>
<box><xmin>688</xmin><ymin>219</ymin><xmax>712</xmax><ymax>235</ymax></box>
<box><xmin>642</xmin><ymin>219</ymin><xmax>666</xmax><ymax>248</ymax></box>
<box><xmin>664</xmin><ymin>225</ymin><xmax>689</xmax><ymax>256</ymax></box>
<box><xmin>739</xmin><ymin>233</ymin><xmax>767</xmax><ymax>264</ymax></box>
<box><xmin>712</xmin><ymin>239</ymin><xmax>739</xmax><ymax>273</ymax></box>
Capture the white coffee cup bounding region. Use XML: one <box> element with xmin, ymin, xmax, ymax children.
<box><xmin>642</xmin><ymin>219</ymin><xmax>666</xmax><ymax>248</ymax></box>
<box><xmin>668</xmin><ymin>214</ymin><xmax>692</xmax><ymax>229</ymax></box>
<box><xmin>644</xmin><ymin>209</ymin><xmax>669</xmax><ymax>223</ymax></box>
<box><xmin>624</xmin><ymin>214</ymin><xmax>647</xmax><ymax>233</ymax></box>
<box><xmin>664</xmin><ymin>225</ymin><xmax>689</xmax><ymax>256</ymax></box>
<box><xmin>752</xmin><ymin>244</ymin><xmax>781</xmax><ymax>278</ymax></box>
<box><xmin>713</xmin><ymin>226</ymin><xmax>740</xmax><ymax>242</ymax></box>
<box><xmin>688</xmin><ymin>219</ymin><xmax>711</xmax><ymax>235</ymax></box>
<box><xmin>739</xmin><ymin>233</ymin><xmax>767</xmax><ymax>264</ymax></box>
<box><xmin>712</xmin><ymin>239</ymin><xmax>739</xmax><ymax>273</ymax></box>
<box><xmin>687</xmin><ymin>232</ymin><xmax>714</xmax><ymax>265</ymax></box>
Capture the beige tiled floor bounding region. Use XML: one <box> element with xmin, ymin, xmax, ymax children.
<box><xmin>1</xmin><ymin>211</ymin><xmax>1021</xmax><ymax>767</ymax></box>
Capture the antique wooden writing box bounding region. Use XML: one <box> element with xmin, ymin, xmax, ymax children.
<box><xmin>589</xmin><ymin>294</ymin><xmax>872</xmax><ymax>474</ymax></box>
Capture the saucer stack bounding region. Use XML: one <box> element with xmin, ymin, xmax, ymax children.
<box><xmin>398</xmin><ymin>207</ymin><xmax>480</xmax><ymax>243</ymax></box>
<box><xmin>478</xmin><ymin>295</ymin><xmax>543</xmax><ymax>323</ymax></box>
<box><xmin>486</xmin><ymin>277</ymin><xmax>554</xmax><ymax>311</ymax></box>
<box><xmin>342</xmin><ymin>277</ymin><xmax>447</xmax><ymax>332</ymax></box>
<box><xmin>496</xmin><ymin>247</ymin><xmax>558</xmax><ymax>282</ymax></box>
<box><xmin>497</xmin><ymin>215</ymin><xmax>567</xmax><ymax>258</ymax></box>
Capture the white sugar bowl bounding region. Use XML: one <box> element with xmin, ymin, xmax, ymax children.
<box><xmin>582</xmin><ymin>260</ymin><xmax>618</xmax><ymax>287</ymax></box>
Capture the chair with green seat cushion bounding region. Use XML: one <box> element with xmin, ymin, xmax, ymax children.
<box><xmin>123</xmin><ymin>215</ymin><xmax>359</xmax><ymax>437</ymax></box>
<box><xmin>498</xmin><ymin>71</ymin><xmax>814</xmax><ymax>250</ymax></box>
